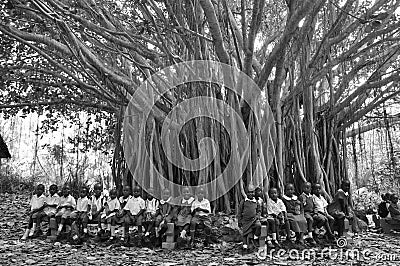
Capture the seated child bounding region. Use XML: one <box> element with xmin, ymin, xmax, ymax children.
<box><xmin>378</xmin><ymin>192</ymin><xmax>392</xmax><ymax>218</ymax></box>
<box><xmin>299</xmin><ymin>182</ymin><xmax>317</xmax><ymax>245</ymax></box>
<box><xmin>143</xmin><ymin>188</ymin><xmax>159</xmax><ymax>238</ymax></box>
<box><xmin>312</xmin><ymin>183</ymin><xmax>334</xmax><ymax>239</ymax></box>
<box><xmin>237</xmin><ymin>184</ymin><xmax>261</xmax><ymax>250</ymax></box>
<box><xmin>263</xmin><ymin>188</ymin><xmax>285</xmax><ymax>248</ymax></box>
<box><xmin>173</xmin><ymin>186</ymin><xmax>195</xmax><ymax>239</ymax></box>
<box><xmin>190</xmin><ymin>187</ymin><xmax>212</xmax><ymax>247</ymax></box>
<box><xmin>388</xmin><ymin>194</ymin><xmax>400</xmax><ymax>221</ymax></box>
<box><xmin>103</xmin><ymin>189</ymin><xmax>120</xmax><ymax>241</ymax></box>
<box><xmin>282</xmin><ymin>183</ymin><xmax>307</xmax><ymax>245</ymax></box>
<box><xmin>56</xmin><ymin>185</ymin><xmax>77</xmax><ymax>237</ymax></box>
<box><xmin>255</xmin><ymin>187</ymin><xmax>264</xmax><ymax>206</ymax></box>
<box><xmin>70</xmin><ymin>187</ymin><xmax>90</xmax><ymax>236</ymax></box>
<box><xmin>37</xmin><ymin>184</ymin><xmax>60</xmax><ymax>236</ymax></box>
<box><xmin>155</xmin><ymin>188</ymin><xmax>173</xmax><ymax>240</ymax></box>
<box><xmin>89</xmin><ymin>183</ymin><xmax>106</xmax><ymax>233</ymax></box>
<box><xmin>327</xmin><ymin>180</ymin><xmax>356</xmax><ymax>236</ymax></box>
<box><xmin>121</xmin><ymin>186</ymin><xmax>146</xmax><ymax>243</ymax></box>
<box><xmin>21</xmin><ymin>184</ymin><xmax>46</xmax><ymax>240</ymax></box>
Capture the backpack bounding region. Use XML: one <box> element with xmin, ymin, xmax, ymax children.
<box><xmin>378</xmin><ymin>202</ymin><xmax>389</xmax><ymax>218</ymax></box>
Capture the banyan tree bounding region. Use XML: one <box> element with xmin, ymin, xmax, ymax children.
<box><xmin>1</xmin><ymin>0</ymin><xmax>400</xmax><ymax>211</ymax></box>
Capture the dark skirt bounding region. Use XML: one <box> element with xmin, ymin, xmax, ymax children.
<box><xmin>287</xmin><ymin>213</ymin><xmax>307</xmax><ymax>233</ymax></box>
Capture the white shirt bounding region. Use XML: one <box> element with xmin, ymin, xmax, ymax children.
<box><xmin>146</xmin><ymin>199</ymin><xmax>159</xmax><ymax>215</ymax></box>
<box><xmin>313</xmin><ymin>194</ymin><xmax>328</xmax><ymax>214</ymax></box>
<box><xmin>30</xmin><ymin>194</ymin><xmax>46</xmax><ymax>211</ymax></box>
<box><xmin>44</xmin><ymin>193</ymin><xmax>60</xmax><ymax>214</ymax></box>
<box><xmin>266</xmin><ymin>198</ymin><xmax>286</xmax><ymax>216</ymax></box>
<box><xmin>59</xmin><ymin>194</ymin><xmax>76</xmax><ymax>209</ymax></box>
<box><xmin>191</xmin><ymin>198</ymin><xmax>211</xmax><ymax>216</ymax></box>
<box><xmin>106</xmin><ymin>198</ymin><xmax>121</xmax><ymax>212</ymax></box>
<box><xmin>76</xmin><ymin>196</ymin><xmax>90</xmax><ymax>212</ymax></box>
<box><xmin>124</xmin><ymin>196</ymin><xmax>146</xmax><ymax>215</ymax></box>
<box><xmin>90</xmin><ymin>195</ymin><xmax>105</xmax><ymax>213</ymax></box>
<box><xmin>119</xmin><ymin>196</ymin><xmax>132</xmax><ymax>207</ymax></box>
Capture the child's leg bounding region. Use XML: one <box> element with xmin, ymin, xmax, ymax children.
<box><xmin>189</xmin><ymin>217</ymin><xmax>197</xmax><ymax>242</ymax></box>
<box><xmin>110</xmin><ymin>217</ymin><xmax>117</xmax><ymax>239</ymax></box>
<box><xmin>136</xmin><ymin>215</ymin><xmax>143</xmax><ymax>236</ymax></box>
<box><xmin>57</xmin><ymin>217</ymin><xmax>66</xmax><ymax>235</ymax></box>
<box><xmin>29</xmin><ymin>213</ymin><xmax>39</xmax><ymax>236</ymax></box>
<box><xmin>145</xmin><ymin>220</ymin><xmax>155</xmax><ymax>236</ymax></box>
<box><xmin>304</xmin><ymin>213</ymin><xmax>314</xmax><ymax>239</ymax></box>
<box><xmin>81</xmin><ymin>213</ymin><xmax>89</xmax><ymax>234</ymax></box>
<box><xmin>285</xmin><ymin>219</ymin><xmax>291</xmax><ymax>241</ymax></box>
<box><xmin>253</xmin><ymin>221</ymin><xmax>261</xmax><ymax>239</ymax></box>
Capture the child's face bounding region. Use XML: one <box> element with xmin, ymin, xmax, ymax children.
<box><xmin>133</xmin><ymin>187</ymin><xmax>141</xmax><ymax>198</ymax></box>
<box><xmin>269</xmin><ymin>189</ymin><xmax>278</xmax><ymax>200</ymax></box>
<box><xmin>162</xmin><ymin>189</ymin><xmax>171</xmax><ymax>201</ymax></box>
<box><xmin>36</xmin><ymin>186</ymin><xmax>44</xmax><ymax>196</ymax></box>
<box><xmin>110</xmin><ymin>190</ymin><xmax>117</xmax><ymax>199</ymax></box>
<box><xmin>147</xmin><ymin>192</ymin><xmax>154</xmax><ymax>201</ymax></box>
<box><xmin>313</xmin><ymin>185</ymin><xmax>321</xmax><ymax>196</ymax></box>
<box><xmin>94</xmin><ymin>185</ymin><xmax>102</xmax><ymax>197</ymax></box>
<box><xmin>342</xmin><ymin>183</ymin><xmax>350</xmax><ymax>193</ymax></box>
<box><xmin>303</xmin><ymin>183</ymin><xmax>311</xmax><ymax>194</ymax></box>
<box><xmin>246</xmin><ymin>190</ymin><xmax>255</xmax><ymax>200</ymax></box>
<box><xmin>285</xmin><ymin>185</ymin><xmax>295</xmax><ymax>197</ymax></box>
<box><xmin>255</xmin><ymin>189</ymin><xmax>262</xmax><ymax>199</ymax></box>
<box><xmin>63</xmin><ymin>186</ymin><xmax>70</xmax><ymax>196</ymax></box>
<box><xmin>182</xmin><ymin>187</ymin><xmax>191</xmax><ymax>200</ymax></box>
<box><xmin>80</xmin><ymin>189</ymin><xmax>87</xmax><ymax>198</ymax></box>
<box><xmin>197</xmin><ymin>190</ymin><xmax>205</xmax><ymax>201</ymax></box>
<box><xmin>49</xmin><ymin>186</ymin><xmax>57</xmax><ymax>196</ymax></box>
<box><xmin>392</xmin><ymin>197</ymin><xmax>399</xmax><ymax>204</ymax></box>
<box><xmin>123</xmin><ymin>186</ymin><xmax>131</xmax><ymax>197</ymax></box>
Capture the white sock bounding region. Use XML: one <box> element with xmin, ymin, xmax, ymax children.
<box><xmin>107</xmin><ymin>224</ymin><xmax>111</xmax><ymax>231</ymax></box>
<box><xmin>243</xmin><ymin>244</ymin><xmax>248</xmax><ymax>249</ymax></box>
<box><xmin>308</xmin><ymin>232</ymin><xmax>313</xmax><ymax>238</ymax></box>
<box><xmin>101</xmin><ymin>223</ymin><xmax>106</xmax><ymax>230</ymax></box>
<box><xmin>145</xmin><ymin>232</ymin><xmax>150</xmax><ymax>237</ymax></box>
<box><xmin>83</xmin><ymin>228</ymin><xmax>88</xmax><ymax>233</ymax></box>
<box><xmin>254</xmin><ymin>235</ymin><xmax>259</xmax><ymax>239</ymax></box>
<box><xmin>29</xmin><ymin>224</ymin><xmax>36</xmax><ymax>236</ymax></box>
<box><xmin>58</xmin><ymin>224</ymin><xmax>63</xmax><ymax>233</ymax></box>
<box><xmin>111</xmin><ymin>226</ymin><xmax>115</xmax><ymax>237</ymax></box>
<box><xmin>272</xmin><ymin>233</ymin><xmax>277</xmax><ymax>240</ymax></box>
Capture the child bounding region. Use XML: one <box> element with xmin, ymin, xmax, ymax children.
<box><xmin>378</xmin><ymin>192</ymin><xmax>392</xmax><ymax>218</ymax></box>
<box><xmin>299</xmin><ymin>182</ymin><xmax>317</xmax><ymax>245</ymax></box>
<box><xmin>388</xmin><ymin>194</ymin><xmax>400</xmax><ymax>221</ymax></box>
<box><xmin>263</xmin><ymin>188</ymin><xmax>285</xmax><ymax>248</ymax></box>
<box><xmin>89</xmin><ymin>183</ymin><xmax>106</xmax><ymax>233</ymax></box>
<box><xmin>173</xmin><ymin>186</ymin><xmax>195</xmax><ymax>239</ymax></box>
<box><xmin>190</xmin><ymin>187</ymin><xmax>212</xmax><ymax>247</ymax></box>
<box><xmin>255</xmin><ymin>187</ymin><xmax>264</xmax><ymax>206</ymax></box>
<box><xmin>21</xmin><ymin>184</ymin><xmax>46</xmax><ymax>240</ymax></box>
<box><xmin>282</xmin><ymin>183</ymin><xmax>307</xmax><ymax>245</ymax></box>
<box><xmin>143</xmin><ymin>188</ymin><xmax>159</xmax><ymax>238</ymax></box>
<box><xmin>103</xmin><ymin>189</ymin><xmax>121</xmax><ymax>241</ymax></box>
<box><xmin>327</xmin><ymin>180</ymin><xmax>355</xmax><ymax>237</ymax></box>
<box><xmin>71</xmin><ymin>187</ymin><xmax>90</xmax><ymax>236</ymax></box>
<box><xmin>237</xmin><ymin>185</ymin><xmax>261</xmax><ymax>250</ymax></box>
<box><xmin>37</xmin><ymin>184</ymin><xmax>60</xmax><ymax>236</ymax></box>
<box><xmin>312</xmin><ymin>183</ymin><xmax>334</xmax><ymax>240</ymax></box>
<box><xmin>155</xmin><ymin>188</ymin><xmax>173</xmax><ymax>240</ymax></box>
<box><xmin>55</xmin><ymin>185</ymin><xmax>77</xmax><ymax>237</ymax></box>
<box><xmin>122</xmin><ymin>186</ymin><xmax>146</xmax><ymax>243</ymax></box>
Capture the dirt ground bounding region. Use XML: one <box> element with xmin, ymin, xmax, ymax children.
<box><xmin>1</xmin><ymin>192</ymin><xmax>399</xmax><ymax>265</ymax></box>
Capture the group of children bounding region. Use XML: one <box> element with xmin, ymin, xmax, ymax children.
<box><xmin>237</xmin><ymin>180</ymin><xmax>356</xmax><ymax>251</ymax></box>
<box><xmin>22</xmin><ymin>184</ymin><xmax>213</xmax><ymax>247</ymax></box>
<box><xmin>378</xmin><ymin>192</ymin><xmax>400</xmax><ymax>221</ymax></box>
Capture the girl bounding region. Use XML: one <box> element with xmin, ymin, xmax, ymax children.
<box><xmin>282</xmin><ymin>183</ymin><xmax>307</xmax><ymax>245</ymax></box>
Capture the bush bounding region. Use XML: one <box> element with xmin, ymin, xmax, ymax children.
<box><xmin>0</xmin><ymin>171</ymin><xmax>36</xmax><ymax>194</ymax></box>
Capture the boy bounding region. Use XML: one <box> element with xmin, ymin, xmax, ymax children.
<box><xmin>55</xmin><ymin>185</ymin><xmax>77</xmax><ymax>237</ymax></box>
<box><xmin>155</xmin><ymin>188</ymin><xmax>173</xmax><ymax>241</ymax></box>
<box><xmin>21</xmin><ymin>184</ymin><xmax>46</xmax><ymax>240</ymax></box>
<box><xmin>143</xmin><ymin>188</ymin><xmax>159</xmax><ymax>238</ymax></box>
<box><xmin>237</xmin><ymin>184</ymin><xmax>261</xmax><ymax>251</ymax></box>
<box><xmin>103</xmin><ymin>189</ymin><xmax>120</xmax><ymax>241</ymax></box>
<box><xmin>299</xmin><ymin>182</ymin><xmax>317</xmax><ymax>245</ymax></box>
<box><xmin>312</xmin><ymin>183</ymin><xmax>334</xmax><ymax>240</ymax></box>
<box><xmin>89</xmin><ymin>183</ymin><xmax>106</xmax><ymax>233</ymax></box>
<box><xmin>261</xmin><ymin>188</ymin><xmax>284</xmax><ymax>248</ymax></box>
<box><xmin>122</xmin><ymin>186</ymin><xmax>146</xmax><ymax>244</ymax></box>
<box><xmin>378</xmin><ymin>193</ymin><xmax>392</xmax><ymax>218</ymax></box>
<box><xmin>327</xmin><ymin>180</ymin><xmax>355</xmax><ymax>237</ymax></box>
<box><xmin>255</xmin><ymin>187</ymin><xmax>264</xmax><ymax>206</ymax></box>
<box><xmin>71</xmin><ymin>187</ymin><xmax>90</xmax><ymax>236</ymax></box>
<box><xmin>190</xmin><ymin>187</ymin><xmax>212</xmax><ymax>247</ymax></box>
<box><xmin>42</xmin><ymin>184</ymin><xmax>60</xmax><ymax>236</ymax></box>
<box><xmin>388</xmin><ymin>194</ymin><xmax>400</xmax><ymax>221</ymax></box>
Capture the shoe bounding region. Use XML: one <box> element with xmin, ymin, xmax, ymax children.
<box><xmin>267</xmin><ymin>240</ymin><xmax>275</xmax><ymax>249</ymax></box>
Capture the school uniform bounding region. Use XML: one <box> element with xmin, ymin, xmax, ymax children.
<box><xmin>190</xmin><ymin>198</ymin><xmax>212</xmax><ymax>230</ymax></box>
<box><xmin>43</xmin><ymin>193</ymin><xmax>60</xmax><ymax>217</ymax></box>
<box><xmin>70</xmin><ymin>196</ymin><xmax>90</xmax><ymax>223</ymax></box>
<box><xmin>174</xmin><ymin>196</ymin><xmax>195</xmax><ymax>227</ymax></box>
<box><xmin>237</xmin><ymin>198</ymin><xmax>261</xmax><ymax>237</ymax></box>
<box><xmin>282</xmin><ymin>195</ymin><xmax>307</xmax><ymax>233</ymax></box>
<box><xmin>123</xmin><ymin>196</ymin><xmax>146</xmax><ymax>225</ymax></box>
<box><xmin>56</xmin><ymin>194</ymin><xmax>77</xmax><ymax>219</ymax></box>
